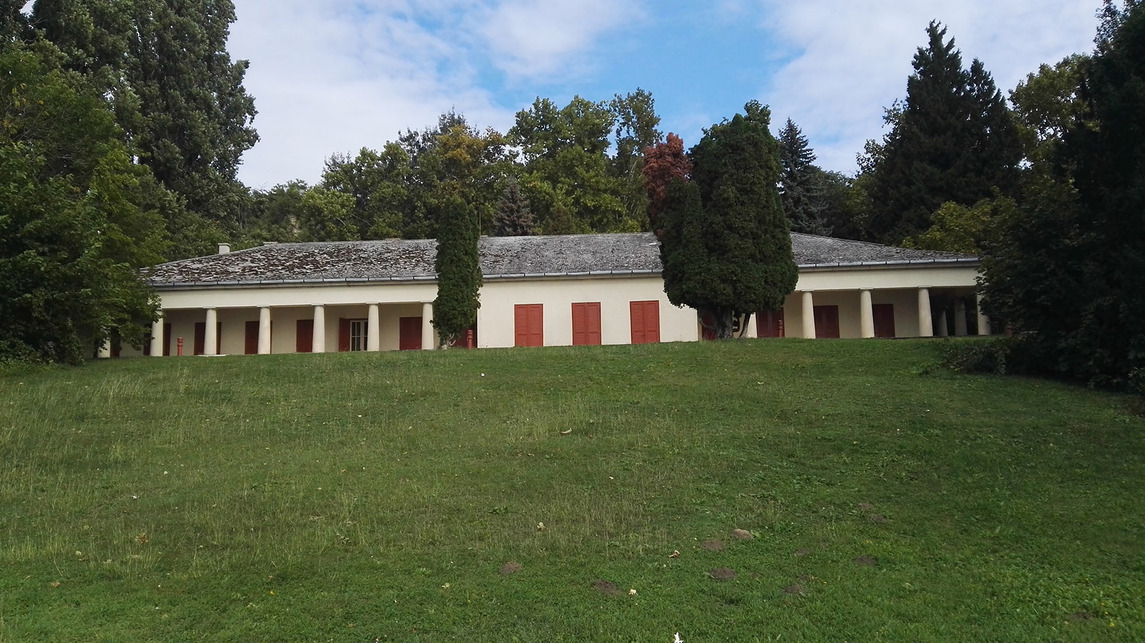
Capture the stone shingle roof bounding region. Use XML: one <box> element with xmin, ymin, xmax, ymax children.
<box><xmin>146</xmin><ymin>232</ymin><xmax>976</xmax><ymax>288</ymax></box>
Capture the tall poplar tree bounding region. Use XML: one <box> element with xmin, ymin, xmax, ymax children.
<box><xmin>866</xmin><ymin>22</ymin><xmax>1020</xmax><ymax>243</ymax></box>
<box><xmin>659</xmin><ymin>102</ymin><xmax>797</xmax><ymax>339</ymax></box>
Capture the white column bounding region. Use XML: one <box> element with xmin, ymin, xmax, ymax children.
<box><xmin>150</xmin><ymin>314</ymin><xmax>164</xmax><ymax>357</ymax></box>
<box><xmin>976</xmin><ymin>294</ymin><xmax>992</xmax><ymax>336</ymax></box>
<box><xmin>954</xmin><ymin>299</ymin><xmax>968</xmax><ymax>337</ymax></box>
<box><xmin>421</xmin><ymin>302</ymin><xmax>435</xmax><ymax>350</ymax></box>
<box><xmin>97</xmin><ymin>341</ymin><xmax>112</xmax><ymax>359</ymax></box>
<box><xmin>859</xmin><ymin>289</ymin><xmax>875</xmax><ymax>338</ymax></box>
<box><xmin>204</xmin><ymin>308</ymin><xmax>218</xmax><ymax>355</ymax></box>
<box><xmin>801</xmin><ymin>291</ymin><xmax>816</xmax><ymax>339</ymax></box>
<box><xmin>367</xmin><ymin>304</ymin><xmax>380</xmax><ymax>351</ymax></box>
<box><xmin>313</xmin><ymin>305</ymin><xmax>326</xmax><ymax>353</ymax></box>
<box><xmin>917</xmin><ymin>288</ymin><xmax>933</xmax><ymax>338</ymax></box>
<box><xmin>936</xmin><ymin>309</ymin><xmax>949</xmax><ymax>337</ymax></box>
<box><xmin>258</xmin><ymin>307</ymin><xmax>271</xmax><ymax>354</ymax></box>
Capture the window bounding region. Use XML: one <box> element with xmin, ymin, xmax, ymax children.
<box><xmin>630</xmin><ymin>301</ymin><xmax>660</xmax><ymax>344</ymax></box>
<box><xmin>350</xmin><ymin>319</ymin><xmax>368</xmax><ymax>351</ymax></box>
<box><xmin>514</xmin><ymin>304</ymin><xmax>544</xmax><ymax>347</ymax></box>
<box><xmin>338</xmin><ymin>318</ymin><xmax>368</xmax><ymax>351</ymax></box>
<box><xmin>571</xmin><ymin>302</ymin><xmax>601</xmax><ymax>346</ymax></box>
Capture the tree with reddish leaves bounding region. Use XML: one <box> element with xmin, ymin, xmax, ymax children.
<box><xmin>642</xmin><ymin>133</ymin><xmax>693</xmax><ymax>238</ymax></box>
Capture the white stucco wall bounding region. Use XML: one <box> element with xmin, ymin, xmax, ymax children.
<box><xmin>476</xmin><ymin>275</ymin><xmax>697</xmax><ymax>347</ymax></box>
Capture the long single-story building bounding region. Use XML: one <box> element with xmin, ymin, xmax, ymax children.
<box><xmin>115</xmin><ymin>232</ymin><xmax>988</xmax><ymax>357</ymax></box>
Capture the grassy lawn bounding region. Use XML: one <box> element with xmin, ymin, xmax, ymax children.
<box><xmin>1</xmin><ymin>339</ymin><xmax>1142</xmax><ymax>641</ymax></box>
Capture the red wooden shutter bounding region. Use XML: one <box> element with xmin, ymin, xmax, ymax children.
<box><xmin>216</xmin><ymin>322</ymin><xmax>222</xmax><ymax>354</ymax></box>
<box><xmin>163</xmin><ymin>323</ymin><xmax>171</xmax><ymax>356</ymax></box>
<box><xmin>194</xmin><ymin>322</ymin><xmax>205</xmax><ymax>355</ymax></box>
<box><xmin>514</xmin><ymin>304</ymin><xmax>543</xmax><ymax>347</ymax></box>
<box><xmin>571</xmin><ymin>302</ymin><xmax>601</xmax><ymax>346</ymax></box>
<box><xmin>757</xmin><ymin>309</ymin><xmax>785</xmax><ymax>337</ymax></box>
<box><xmin>296</xmin><ymin>319</ymin><xmax>313</xmax><ymax>353</ymax></box>
<box><xmin>814</xmin><ymin>306</ymin><xmax>840</xmax><ymax>338</ymax></box>
<box><xmin>873</xmin><ymin>304</ymin><xmax>896</xmax><ymax>338</ymax></box>
<box><xmin>630</xmin><ymin>301</ymin><xmax>660</xmax><ymax>344</ymax></box>
<box><xmin>399</xmin><ymin>317</ymin><xmax>423</xmax><ymax>350</ymax></box>
<box><xmin>338</xmin><ymin>318</ymin><xmax>351</xmax><ymax>352</ymax></box>
<box><xmin>245</xmin><ymin>321</ymin><xmax>259</xmax><ymax>354</ymax></box>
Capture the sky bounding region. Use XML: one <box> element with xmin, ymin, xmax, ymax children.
<box><xmin>227</xmin><ymin>0</ymin><xmax>1100</xmax><ymax>190</ymax></box>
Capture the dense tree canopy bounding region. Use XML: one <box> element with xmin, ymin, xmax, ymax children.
<box><xmin>658</xmin><ymin>102</ymin><xmax>798</xmax><ymax>339</ymax></box>
<box><xmin>432</xmin><ymin>191</ymin><xmax>481</xmax><ymax>348</ymax></box>
<box><xmin>777</xmin><ymin>118</ymin><xmax>831</xmax><ymax>236</ymax></box>
<box><xmin>0</xmin><ymin>40</ymin><xmax>164</xmax><ymax>363</ymax></box>
<box><xmin>982</xmin><ymin>0</ymin><xmax>1145</xmax><ymax>389</ymax></box>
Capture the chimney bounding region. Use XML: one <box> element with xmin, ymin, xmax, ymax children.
<box><xmin>218</xmin><ymin>243</ymin><xmax>231</xmax><ymax>254</ymax></box>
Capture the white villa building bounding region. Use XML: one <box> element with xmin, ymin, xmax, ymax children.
<box><xmin>116</xmin><ymin>232</ymin><xmax>989</xmax><ymax>357</ymax></box>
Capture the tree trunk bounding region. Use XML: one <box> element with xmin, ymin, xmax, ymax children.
<box><xmin>713</xmin><ymin>307</ymin><xmax>736</xmax><ymax>339</ymax></box>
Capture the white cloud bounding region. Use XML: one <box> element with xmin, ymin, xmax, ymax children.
<box><xmin>479</xmin><ymin>0</ymin><xmax>643</xmax><ymax>79</ymax></box>
<box><xmin>757</xmin><ymin>0</ymin><xmax>1098</xmax><ymax>174</ymax></box>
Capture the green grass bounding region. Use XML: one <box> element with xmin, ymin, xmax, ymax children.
<box><xmin>1</xmin><ymin>339</ymin><xmax>1142</xmax><ymax>641</ymax></box>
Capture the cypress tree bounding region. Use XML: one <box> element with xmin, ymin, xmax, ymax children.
<box><xmin>432</xmin><ymin>192</ymin><xmax>482</xmax><ymax>348</ymax></box>
<box><xmin>659</xmin><ymin>102</ymin><xmax>797</xmax><ymax>339</ymax></box>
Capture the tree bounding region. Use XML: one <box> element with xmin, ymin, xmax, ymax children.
<box><xmin>492</xmin><ymin>180</ymin><xmax>535</xmax><ymax>236</ymax></box>
<box><xmin>866</xmin><ymin>22</ymin><xmax>1021</xmax><ymax>243</ymax></box>
<box><xmin>658</xmin><ymin>101</ymin><xmax>798</xmax><ymax>339</ymax></box>
<box><xmin>31</xmin><ymin>0</ymin><xmax>258</xmax><ymax>242</ymax></box>
<box><xmin>642</xmin><ymin>133</ymin><xmax>692</xmax><ymax>239</ymax></box>
<box><xmin>610</xmin><ymin>88</ymin><xmax>662</xmax><ymax>228</ymax></box>
<box><xmin>432</xmin><ymin>191</ymin><xmax>481</xmax><ymax>348</ymax></box>
<box><xmin>508</xmin><ymin>96</ymin><xmax>628</xmax><ymax>233</ymax></box>
<box><xmin>981</xmin><ymin>0</ymin><xmax>1145</xmax><ymax>389</ymax></box>
<box><xmin>776</xmin><ymin>118</ymin><xmax>830</xmax><ymax>235</ymax></box>
<box><xmin>0</xmin><ymin>40</ymin><xmax>164</xmax><ymax>364</ymax></box>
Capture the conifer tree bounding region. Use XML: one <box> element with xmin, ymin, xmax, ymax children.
<box><xmin>432</xmin><ymin>192</ymin><xmax>482</xmax><ymax>348</ymax></box>
<box><xmin>866</xmin><ymin>22</ymin><xmax>1020</xmax><ymax>243</ymax></box>
<box><xmin>492</xmin><ymin>180</ymin><xmax>536</xmax><ymax>236</ymax></box>
<box><xmin>659</xmin><ymin>102</ymin><xmax>797</xmax><ymax>339</ymax></box>
<box><xmin>776</xmin><ymin>118</ymin><xmax>831</xmax><ymax>236</ymax></box>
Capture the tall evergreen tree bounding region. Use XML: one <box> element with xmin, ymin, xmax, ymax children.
<box><xmin>776</xmin><ymin>118</ymin><xmax>831</xmax><ymax>236</ymax></box>
<box><xmin>492</xmin><ymin>180</ymin><xmax>535</xmax><ymax>236</ymax></box>
<box><xmin>432</xmin><ymin>191</ymin><xmax>481</xmax><ymax>348</ymax></box>
<box><xmin>866</xmin><ymin>22</ymin><xmax>1020</xmax><ymax>243</ymax></box>
<box><xmin>659</xmin><ymin>102</ymin><xmax>798</xmax><ymax>339</ymax></box>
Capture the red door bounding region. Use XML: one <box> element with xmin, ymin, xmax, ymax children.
<box><xmin>630</xmin><ymin>301</ymin><xmax>660</xmax><ymax>344</ymax></box>
<box><xmin>194</xmin><ymin>322</ymin><xmax>222</xmax><ymax>354</ymax></box>
<box><xmin>514</xmin><ymin>304</ymin><xmax>543</xmax><ymax>347</ymax></box>
<box><xmin>245</xmin><ymin>321</ymin><xmax>259</xmax><ymax>354</ymax></box>
<box><xmin>296</xmin><ymin>319</ymin><xmax>313</xmax><ymax>353</ymax></box>
<box><xmin>163</xmin><ymin>323</ymin><xmax>171</xmax><ymax>356</ymax></box>
<box><xmin>399</xmin><ymin>317</ymin><xmax>422</xmax><ymax>350</ymax></box>
<box><xmin>571</xmin><ymin>302</ymin><xmax>601</xmax><ymax>346</ymax></box>
<box><xmin>757</xmin><ymin>309</ymin><xmax>785</xmax><ymax>337</ymax></box>
<box><xmin>873</xmin><ymin>304</ymin><xmax>896</xmax><ymax>338</ymax></box>
<box><xmin>813</xmin><ymin>306</ymin><xmax>840</xmax><ymax>338</ymax></box>
<box><xmin>338</xmin><ymin>318</ymin><xmax>351</xmax><ymax>352</ymax></box>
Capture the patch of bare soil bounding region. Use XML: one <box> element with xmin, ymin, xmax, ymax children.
<box><xmin>857</xmin><ymin>502</ymin><xmax>876</xmax><ymax>512</ymax></box>
<box><xmin>730</xmin><ymin>529</ymin><xmax>753</xmax><ymax>540</ymax></box>
<box><xmin>867</xmin><ymin>514</ymin><xmax>889</xmax><ymax>524</ymax></box>
<box><xmin>499</xmin><ymin>561</ymin><xmax>522</xmax><ymax>575</ymax></box>
<box><xmin>709</xmin><ymin>567</ymin><xmax>736</xmax><ymax>581</ymax></box>
<box><xmin>592</xmin><ymin>579</ymin><xmax>622</xmax><ymax>596</ymax></box>
<box><xmin>782</xmin><ymin>584</ymin><xmax>805</xmax><ymax>595</ymax></box>
<box><xmin>1069</xmin><ymin>611</ymin><xmax>1096</xmax><ymax>621</ymax></box>
<box><xmin>701</xmin><ymin>539</ymin><xmax>725</xmax><ymax>551</ymax></box>
<box><xmin>853</xmin><ymin>555</ymin><xmax>879</xmax><ymax>567</ymax></box>
<box><xmin>794</xmin><ymin>547</ymin><xmax>812</xmax><ymax>557</ymax></box>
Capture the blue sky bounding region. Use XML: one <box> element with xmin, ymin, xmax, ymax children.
<box><xmin>229</xmin><ymin>0</ymin><xmax>1099</xmax><ymax>190</ymax></box>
